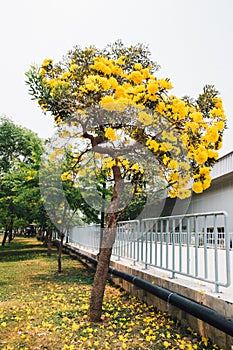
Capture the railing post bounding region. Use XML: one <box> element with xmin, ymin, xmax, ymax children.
<box><xmin>224</xmin><ymin>212</ymin><xmax>231</xmax><ymax>288</ymax></box>
<box><xmin>214</xmin><ymin>214</ymin><xmax>219</xmax><ymax>293</ymax></box>
<box><xmin>171</xmin><ymin>218</ymin><xmax>176</xmax><ymax>279</ymax></box>
<box><xmin>144</xmin><ymin>221</ymin><xmax>148</xmax><ymax>270</ymax></box>
<box><xmin>194</xmin><ymin>216</ymin><xmax>199</xmax><ymax>277</ymax></box>
<box><xmin>203</xmin><ymin>215</ymin><xmax>208</xmax><ymax>280</ymax></box>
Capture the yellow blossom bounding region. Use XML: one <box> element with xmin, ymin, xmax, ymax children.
<box><xmin>131</xmin><ymin>163</ymin><xmax>139</xmax><ymax>172</ymax></box>
<box><xmin>192</xmin><ymin>181</ymin><xmax>203</xmax><ymax>193</ymax></box>
<box><xmin>191</xmin><ymin>112</ymin><xmax>203</xmax><ymax>123</ymax></box>
<box><xmin>171</xmin><ymin>99</ymin><xmax>188</xmax><ymax>119</ymax></box>
<box><xmin>91</xmin><ymin>58</ymin><xmax>112</xmax><ymax>75</ymax></box>
<box><xmin>141</xmin><ymin>68</ymin><xmax>151</xmax><ymax>79</ymax></box>
<box><xmin>105</xmin><ymin>127</ymin><xmax>118</xmax><ymax>141</ymax></box>
<box><xmin>134</xmin><ymin>63</ymin><xmax>143</xmax><ymax>70</ymax></box>
<box><xmin>61</xmin><ymin>72</ymin><xmax>71</xmax><ymax>80</ymax></box>
<box><xmin>138</xmin><ymin>111</ymin><xmax>153</xmax><ymax>125</ymax></box>
<box><xmin>116</xmin><ymin>56</ymin><xmax>126</xmax><ymax>65</ymax></box>
<box><xmin>158</xmin><ymin>78</ymin><xmax>173</xmax><ymax>90</ymax></box>
<box><xmin>169</xmin><ymin>160</ymin><xmax>178</xmax><ymax>170</ymax></box>
<box><xmin>163</xmin><ymin>340</ymin><xmax>171</xmax><ymax>348</ymax></box>
<box><xmin>155</xmin><ymin>101</ymin><xmax>166</xmax><ymax>115</ymax></box>
<box><xmin>129</xmin><ymin>71</ymin><xmax>143</xmax><ymax>84</ymax></box>
<box><xmin>147</xmin><ymin>81</ymin><xmax>159</xmax><ymax>95</ymax></box>
<box><xmin>42</xmin><ymin>58</ymin><xmax>53</xmax><ymax>67</ymax></box>
<box><xmin>61</xmin><ymin>171</ymin><xmax>72</xmax><ymax>181</ymax></box>
<box><xmin>70</xmin><ymin>63</ymin><xmax>79</xmax><ymax>72</ymax></box>
<box><xmin>71</xmin><ymin>322</ymin><xmax>79</xmax><ymax>331</ymax></box>
<box><xmin>103</xmin><ymin>157</ymin><xmax>116</xmax><ymax>169</ymax></box>
<box><xmin>185</xmin><ymin>122</ymin><xmax>198</xmax><ymax>133</ymax></box>
<box><xmin>109</xmin><ymin>77</ymin><xmax>118</xmax><ymax>89</ymax></box>
<box><xmin>100</xmin><ymin>95</ymin><xmax>115</xmax><ymax>110</ymax></box>
<box><xmin>114</xmin><ymin>86</ymin><xmax>126</xmax><ymax>99</ymax></box>
<box><xmin>163</xmin><ymin>155</ymin><xmax>170</xmax><ymax>165</ymax></box>
<box><xmin>201</xmin><ymin>336</ymin><xmax>209</xmax><ymax>346</ymax></box>
<box><xmin>178</xmin><ymin>189</ymin><xmax>191</xmax><ymax>199</ymax></box>
<box><xmin>160</xmin><ymin>142</ymin><xmax>173</xmax><ymax>152</ymax></box>
<box><xmin>216</xmin><ymin>121</ymin><xmax>225</xmax><ymax>131</ymax></box>
<box><xmin>111</xmin><ymin>65</ymin><xmax>123</xmax><ymax>75</ymax></box>
<box><xmin>202</xmin><ymin>175</ymin><xmax>211</xmax><ymax>190</ymax></box>
<box><xmin>99</xmin><ymin>77</ymin><xmax>111</xmax><ymax>90</ymax></box>
<box><xmin>146</xmin><ymin>139</ymin><xmax>159</xmax><ymax>152</ymax></box>
<box><xmin>194</xmin><ymin>150</ymin><xmax>208</xmax><ymax>165</ymax></box>
<box><xmin>206</xmin><ymin>125</ymin><xmax>219</xmax><ymax>143</ymax></box>
<box><xmin>208</xmin><ymin>149</ymin><xmax>218</xmax><ymax>160</ymax></box>
<box><xmin>213</xmin><ymin>97</ymin><xmax>223</xmax><ymax>109</ymax></box>
<box><xmin>199</xmin><ymin>166</ymin><xmax>210</xmax><ymax>176</ymax></box>
<box><xmin>84</xmin><ymin>75</ymin><xmax>98</xmax><ymax>91</ymax></box>
<box><xmin>39</xmin><ymin>68</ymin><xmax>46</xmax><ymax>76</ymax></box>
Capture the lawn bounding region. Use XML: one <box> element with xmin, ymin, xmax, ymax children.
<box><xmin>0</xmin><ymin>237</ymin><xmax>221</xmax><ymax>350</ymax></box>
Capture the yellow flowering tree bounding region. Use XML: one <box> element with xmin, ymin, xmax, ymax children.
<box><xmin>26</xmin><ymin>41</ymin><xmax>226</xmax><ymax>322</ymax></box>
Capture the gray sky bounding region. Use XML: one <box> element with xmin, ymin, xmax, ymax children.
<box><xmin>1</xmin><ymin>0</ymin><xmax>233</xmax><ymax>156</ymax></box>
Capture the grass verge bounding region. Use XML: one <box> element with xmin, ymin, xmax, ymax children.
<box><xmin>0</xmin><ymin>237</ymin><xmax>221</xmax><ymax>349</ymax></box>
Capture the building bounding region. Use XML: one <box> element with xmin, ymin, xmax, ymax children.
<box><xmin>188</xmin><ymin>151</ymin><xmax>233</xmax><ymax>234</ymax></box>
<box><xmin>140</xmin><ymin>151</ymin><xmax>233</xmax><ymax>246</ymax></box>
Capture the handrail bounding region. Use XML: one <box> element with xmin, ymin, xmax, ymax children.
<box><xmin>66</xmin><ymin>211</ymin><xmax>231</xmax><ymax>293</ymax></box>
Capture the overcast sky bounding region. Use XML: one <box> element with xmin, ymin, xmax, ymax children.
<box><xmin>1</xmin><ymin>0</ymin><xmax>233</xmax><ymax>156</ymax></box>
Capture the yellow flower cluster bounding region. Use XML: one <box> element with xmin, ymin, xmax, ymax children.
<box><xmin>104</xmin><ymin>127</ymin><xmax>118</xmax><ymax>141</ymax></box>
<box><xmin>137</xmin><ymin>111</ymin><xmax>154</xmax><ymax>125</ymax></box>
<box><xmin>36</xmin><ymin>48</ymin><xmax>226</xmax><ymax>199</ymax></box>
<box><xmin>39</xmin><ymin>58</ymin><xmax>53</xmax><ymax>76</ymax></box>
<box><xmin>38</xmin><ymin>54</ymin><xmax>173</xmax><ymax>115</ymax></box>
<box><xmin>155</xmin><ymin>96</ymin><xmax>190</xmax><ymax>121</ymax></box>
<box><xmin>61</xmin><ymin>171</ymin><xmax>72</xmax><ymax>181</ymax></box>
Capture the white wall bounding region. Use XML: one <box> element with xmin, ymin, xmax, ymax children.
<box><xmin>188</xmin><ymin>175</ymin><xmax>233</xmax><ymax>233</ymax></box>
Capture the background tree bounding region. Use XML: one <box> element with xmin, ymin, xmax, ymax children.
<box><xmin>26</xmin><ymin>41</ymin><xmax>226</xmax><ymax>322</ymax></box>
<box><xmin>0</xmin><ymin>117</ymin><xmax>44</xmax><ymax>245</ymax></box>
<box><xmin>39</xmin><ymin>139</ymin><xmax>100</xmax><ymax>270</ymax></box>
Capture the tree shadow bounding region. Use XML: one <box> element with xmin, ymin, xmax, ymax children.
<box><xmin>31</xmin><ymin>264</ymin><xmax>95</xmax><ymax>286</ymax></box>
<box><xmin>0</xmin><ymin>238</ymin><xmax>50</xmax><ymax>262</ymax></box>
<box><xmin>0</xmin><ymin>237</ymin><xmax>95</xmax><ymax>287</ymax></box>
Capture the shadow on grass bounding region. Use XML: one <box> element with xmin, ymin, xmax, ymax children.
<box><xmin>0</xmin><ymin>238</ymin><xmax>51</xmax><ymax>262</ymax></box>
<box><xmin>32</xmin><ymin>262</ymin><xmax>95</xmax><ymax>286</ymax></box>
<box><xmin>0</xmin><ymin>237</ymin><xmax>95</xmax><ymax>287</ymax></box>
<box><xmin>0</xmin><ymin>248</ymin><xmax>51</xmax><ymax>262</ymax></box>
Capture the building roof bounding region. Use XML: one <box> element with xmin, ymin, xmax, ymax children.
<box><xmin>211</xmin><ymin>150</ymin><xmax>233</xmax><ymax>180</ymax></box>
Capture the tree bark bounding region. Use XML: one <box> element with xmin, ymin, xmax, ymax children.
<box><xmin>1</xmin><ymin>226</ymin><xmax>8</xmax><ymax>246</ymax></box>
<box><xmin>8</xmin><ymin>229</ymin><xmax>13</xmax><ymax>243</ymax></box>
<box><xmin>89</xmin><ymin>164</ymin><xmax>122</xmax><ymax>322</ymax></box>
<box><xmin>89</xmin><ymin>215</ymin><xmax>117</xmax><ymax>322</ymax></box>
<box><xmin>8</xmin><ymin>218</ymin><xmax>14</xmax><ymax>243</ymax></box>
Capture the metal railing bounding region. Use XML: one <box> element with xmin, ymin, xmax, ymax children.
<box><xmin>134</xmin><ymin>212</ymin><xmax>231</xmax><ymax>293</ymax></box>
<box><xmin>68</xmin><ymin>224</ymin><xmax>100</xmax><ymax>251</ymax></box>
<box><xmin>66</xmin><ymin>211</ymin><xmax>231</xmax><ymax>293</ymax></box>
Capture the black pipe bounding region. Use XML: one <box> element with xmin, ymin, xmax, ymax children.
<box><xmin>109</xmin><ymin>267</ymin><xmax>233</xmax><ymax>337</ymax></box>
<box><xmin>64</xmin><ymin>244</ymin><xmax>233</xmax><ymax>337</ymax></box>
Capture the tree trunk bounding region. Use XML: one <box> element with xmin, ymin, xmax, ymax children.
<box><xmin>58</xmin><ymin>233</ymin><xmax>64</xmax><ymax>273</ymax></box>
<box><xmin>8</xmin><ymin>218</ymin><xmax>14</xmax><ymax>243</ymax></box>
<box><xmin>1</xmin><ymin>226</ymin><xmax>8</xmax><ymax>246</ymax></box>
<box><xmin>89</xmin><ymin>164</ymin><xmax>122</xmax><ymax>322</ymax></box>
<box><xmin>8</xmin><ymin>230</ymin><xmax>13</xmax><ymax>243</ymax></box>
<box><xmin>89</xmin><ymin>214</ymin><xmax>117</xmax><ymax>322</ymax></box>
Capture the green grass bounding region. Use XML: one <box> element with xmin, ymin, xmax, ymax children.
<box><xmin>0</xmin><ymin>237</ymin><xmax>221</xmax><ymax>349</ymax></box>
